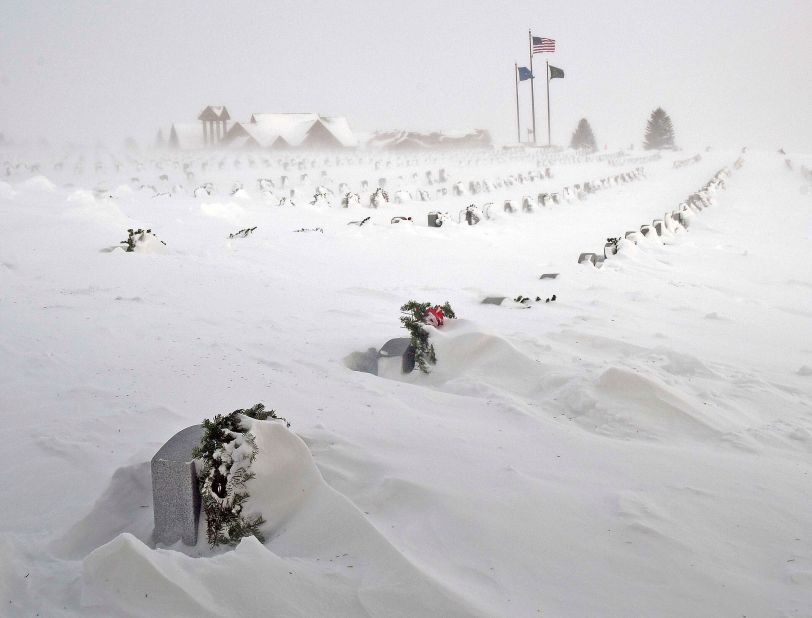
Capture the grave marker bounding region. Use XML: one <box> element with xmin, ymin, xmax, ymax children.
<box><xmin>151</xmin><ymin>425</ymin><xmax>204</xmax><ymax>546</ymax></box>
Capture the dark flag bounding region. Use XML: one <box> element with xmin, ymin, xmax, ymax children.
<box><xmin>518</xmin><ymin>66</ymin><xmax>533</xmax><ymax>81</ymax></box>
<box><xmin>549</xmin><ymin>65</ymin><xmax>565</xmax><ymax>79</ymax></box>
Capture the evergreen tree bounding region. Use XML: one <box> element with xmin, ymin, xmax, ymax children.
<box><xmin>643</xmin><ymin>107</ymin><xmax>676</xmax><ymax>150</ymax></box>
<box><xmin>569</xmin><ymin>118</ymin><xmax>597</xmax><ymax>152</ymax></box>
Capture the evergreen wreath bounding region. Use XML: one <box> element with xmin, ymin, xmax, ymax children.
<box><xmin>193</xmin><ymin>403</ymin><xmax>289</xmax><ymax>548</ymax></box>
<box><xmin>229</xmin><ymin>227</ymin><xmax>257</xmax><ymax>239</ymax></box>
<box><xmin>399</xmin><ymin>301</ymin><xmax>456</xmax><ymax>373</ymax></box>
<box><xmin>121</xmin><ymin>228</ymin><xmax>166</xmax><ymax>252</ymax></box>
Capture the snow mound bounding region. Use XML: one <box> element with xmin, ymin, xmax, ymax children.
<box><xmin>64</xmin><ymin>188</ymin><xmax>126</xmax><ymax>222</ymax></box>
<box><xmin>565</xmin><ymin>366</ymin><xmax>724</xmax><ymax>441</ymax></box>
<box><xmin>200</xmin><ymin>201</ymin><xmax>247</xmax><ymax>224</ymax></box>
<box><xmin>66</xmin><ymin>189</ymin><xmax>97</xmax><ymax>205</ymax></box>
<box><xmin>51</xmin><ymin>462</ymin><xmax>154</xmax><ymax>560</ymax></box>
<box><xmin>132</xmin><ymin>232</ymin><xmax>169</xmax><ymax>254</ymax></box>
<box><xmin>0</xmin><ymin>180</ymin><xmax>17</xmax><ymax>200</ymax></box>
<box><xmin>378</xmin><ymin>320</ymin><xmax>564</xmax><ymax>401</ymax></box>
<box><xmin>20</xmin><ymin>174</ymin><xmax>57</xmax><ymax>193</ymax></box>
<box><xmin>81</xmin><ymin>422</ymin><xmax>482</xmax><ymax>617</ymax></box>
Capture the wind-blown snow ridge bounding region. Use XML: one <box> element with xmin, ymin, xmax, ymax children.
<box><xmin>81</xmin><ymin>422</ymin><xmax>485</xmax><ymax>617</ymax></box>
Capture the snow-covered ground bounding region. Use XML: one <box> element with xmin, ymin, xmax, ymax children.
<box><xmin>1</xmin><ymin>147</ymin><xmax>811</xmax><ymax>617</ymax></box>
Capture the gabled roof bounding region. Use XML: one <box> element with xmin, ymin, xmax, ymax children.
<box><xmin>320</xmin><ymin>116</ymin><xmax>358</xmax><ymax>148</ymax></box>
<box><xmin>168</xmin><ymin>122</ymin><xmax>206</xmax><ymax>150</ymax></box>
<box><xmin>249</xmin><ymin>113</ymin><xmax>356</xmax><ymax>148</ymax></box>
<box><xmin>224</xmin><ymin>121</ymin><xmax>286</xmax><ymax>148</ymax></box>
<box><xmin>198</xmin><ymin>106</ymin><xmax>231</xmax><ymax>121</ymax></box>
<box><xmin>367</xmin><ymin>128</ymin><xmax>491</xmax><ymax>150</ymax></box>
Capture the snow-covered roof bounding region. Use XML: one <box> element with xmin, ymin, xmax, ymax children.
<box><xmin>367</xmin><ymin>129</ymin><xmax>491</xmax><ymax>150</ymax></box>
<box><xmin>198</xmin><ymin>106</ymin><xmax>231</xmax><ymax>121</ymax></box>
<box><xmin>225</xmin><ymin>121</ymin><xmax>283</xmax><ymax>148</ymax></box>
<box><xmin>249</xmin><ymin>113</ymin><xmax>356</xmax><ymax>148</ymax></box>
<box><xmin>320</xmin><ymin>116</ymin><xmax>358</xmax><ymax>148</ymax></box>
<box><xmin>168</xmin><ymin>123</ymin><xmax>206</xmax><ymax>150</ymax></box>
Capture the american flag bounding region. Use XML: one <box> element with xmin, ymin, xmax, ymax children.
<box><xmin>532</xmin><ymin>36</ymin><xmax>556</xmax><ymax>54</ymax></box>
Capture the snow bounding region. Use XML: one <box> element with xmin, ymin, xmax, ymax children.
<box><xmin>225</xmin><ymin>122</ymin><xmax>282</xmax><ymax>149</ymax></box>
<box><xmin>1</xmin><ymin>147</ymin><xmax>811</xmax><ymax>616</ymax></box>
<box><xmin>169</xmin><ymin>123</ymin><xmax>206</xmax><ymax>151</ymax></box>
<box><xmin>249</xmin><ymin>113</ymin><xmax>356</xmax><ymax>147</ymax></box>
<box><xmin>320</xmin><ymin>117</ymin><xmax>359</xmax><ymax>148</ymax></box>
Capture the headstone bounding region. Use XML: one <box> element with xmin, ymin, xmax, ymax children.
<box><xmin>652</xmin><ymin>219</ymin><xmax>664</xmax><ymax>236</ymax></box>
<box><xmin>151</xmin><ymin>425</ymin><xmax>203</xmax><ymax>546</ymax></box>
<box><xmin>578</xmin><ymin>252</ymin><xmax>597</xmax><ymax>265</ymax></box>
<box><xmin>604</xmin><ymin>242</ymin><xmax>618</xmax><ymax>258</ymax></box>
<box><xmin>482</xmin><ymin>296</ymin><xmax>507</xmax><ymax>305</ymax></box>
<box><xmin>378</xmin><ymin>338</ymin><xmax>415</xmax><ymax>375</ymax></box>
<box><xmin>539</xmin><ymin>273</ymin><xmax>559</xmax><ymax>279</ymax></box>
<box><xmin>640</xmin><ymin>224</ymin><xmax>652</xmax><ymax>236</ymax></box>
<box><xmin>428</xmin><ymin>212</ymin><xmax>444</xmax><ymax>227</ymax></box>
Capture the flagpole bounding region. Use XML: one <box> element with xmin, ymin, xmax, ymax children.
<box><xmin>514</xmin><ymin>63</ymin><xmax>521</xmax><ymax>143</ymax></box>
<box><xmin>529</xmin><ymin>30</ymin><xmax>536</xmax><ymax>145</ymax></box>
<box><xmin>546</xmin><ymin>60</ymin><xmax>551</xmax><ymax>146</ymax></box>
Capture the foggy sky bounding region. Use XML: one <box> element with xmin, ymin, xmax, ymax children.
<box><xmin>2</xmin><ymin>0</ymin><xmax>811</xmax><ymax>151</ymax></box>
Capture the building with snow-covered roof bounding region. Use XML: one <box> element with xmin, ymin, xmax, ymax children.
<box><xmin>231</xmin><ymin>113</ymin><xmax>357</xmax><ymax>149</ymax></box>
<box><xmin>222</xmin><ymin>122</ymin><xmax>286</xmax><ymax>149</ymax></box>
<box><xmin>168</xmin><ymin>123</ymin><xmax>206</xmax><ymax>150</ymax></box>
<box><xmin>164</xmin><ymin>107</ymin><xmax>358</xmax><ymax>151</ymax></box>
<box><xmin>367</xmin><ymin>129</ymin><xmax>492</xmax><ymax>150</ymax></box>
<box><xmin>197</xmin><ymin>106</ymin><xmax>230</xmax><ymax>145</ymax></box>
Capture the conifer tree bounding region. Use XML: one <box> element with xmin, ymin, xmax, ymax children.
<box><xmin>569</xmin><ymin>118</ymin><xmax>597</xmax><ymax>152</ymax></box>
<box><xmin>643</xmin><ymin>107</ymin><xmax>676</xmax><ymax>150</ymax></box>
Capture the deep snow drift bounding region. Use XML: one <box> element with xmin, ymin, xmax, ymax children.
<box><xmin>1</xmin><ymin>147</ymin><xmax>811</xmax><ymax>617</ymax></box>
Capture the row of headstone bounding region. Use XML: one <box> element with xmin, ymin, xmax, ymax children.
<box><xmin>421</xmin><ymin>166</ymin><xmax>646</xmax><ymax>230</ymax></box>
<box><xmin>504</xmin><ymin>167</ymin><xmax>645</xmax><ymax>215</ymax></box>
<box><xmin>578</xmin><ymin>164</ymin><xmax>737</xmax><ymax>267</ymax></box>
<box><xmin>607</xmin><ymin>153</ymin><xmax>661</xmax><ymax>167</ymax></box>
<box><xmin>672</xmin><ymin>154</ymin><xmax>702</xmax><ymax>168</ymax></box>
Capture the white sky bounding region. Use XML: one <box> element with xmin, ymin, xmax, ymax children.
<box><xmin>2</xmin><ymin>0</ymin><xmax>811</xmax><ymax>150</ymax></box>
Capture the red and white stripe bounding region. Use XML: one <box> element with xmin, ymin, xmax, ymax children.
<box><xmin>532</xmin><ymin>37</ymin><xmax>556</xmax><ymax>54</ymax></box>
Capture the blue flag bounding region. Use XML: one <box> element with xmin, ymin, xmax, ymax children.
<box><xmin>518</xmin><ymin>66</ymin><xmax>533</xmax><ymax>81</ymax></box>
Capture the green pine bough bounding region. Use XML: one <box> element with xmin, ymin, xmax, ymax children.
<box><xmin>399</xmin><ymin>300</ymin><xmax>456</xmax><ymax>373</ymax></box>
<box><xmin>193</xmin><ymin>403</ymin><xmax>289</xmax><ymax>548</ymax></box>
<box><xmin>120</xmin><ymin>228</ymin><xmax>166</xmax><ymax>251</ymax></box>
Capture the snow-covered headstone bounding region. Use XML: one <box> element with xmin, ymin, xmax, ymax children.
<box><xmin>578</xmin><ymin>252</ymin><xmax>598</xmax><ymax>266</ymax></box>
<box><xmin>377</xmin><ymin>338</ymin><xmax>416</xmax><ymax>376</ymax></box>
<box><xmin>151</xmin><ymin>424</ymin><xmax>203</xmax><ymax>546</ymax></box>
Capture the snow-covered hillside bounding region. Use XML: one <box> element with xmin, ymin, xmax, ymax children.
<box><xmin>1</xmin><ymin>147</ymin><xmax>811</xmax><ymax>617</ymax></box>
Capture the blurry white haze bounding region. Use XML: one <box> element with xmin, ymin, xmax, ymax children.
<box><xmin>1</xmin><ymin>0</ymin><xmax>811</xmax><ymax>149</ymax></box>
<box><xmin>2</xmin><ymin>1</ymin><xmax>812</xmax><ymax>617</ymax></box>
